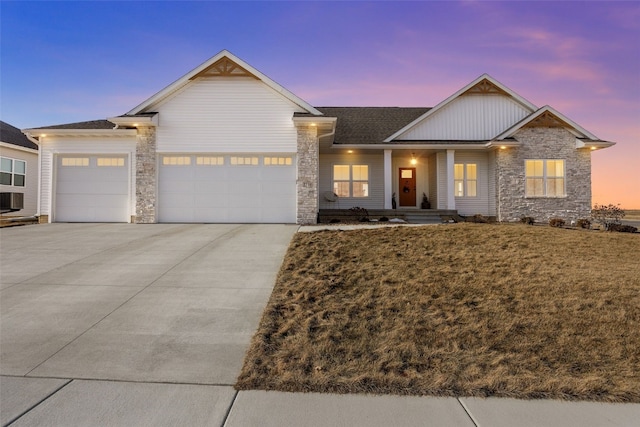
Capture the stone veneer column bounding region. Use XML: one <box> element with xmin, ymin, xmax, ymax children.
<box><xmin>296</xmin><ymin>125</ymin><xmax>319</xmax><ymax>224</ymax></box>
<box><xmin>496</xmin><ymin>127</ymin><xmax>591</xmax><ymax>222</ymax></box>
<box><xmin>135</xmin><ymin>126</ymin><xmax>157</xmax><ymax>223</ymax></box>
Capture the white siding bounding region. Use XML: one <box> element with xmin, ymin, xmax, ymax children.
<box><xmin>152</xmin><ymin>78</ymin><xmax>305</xmax><ymax>153</ymax></box>
<box><xmin>437</xmin><ymin>152</ymin><xmax>447</xmax><ymax>209</ymax></box>
<box><xmin>39</xmin><ymin>136</ymin><xmax>136</xmax><ymax>219</ymax></box>
<box><xmin>454</xmin><ymin>151</ymin><xmax>491</xmax><ymax>216</ymax></box>
<box><xmin>0</xmin><ymin>145</ymin><xmax>38</xmax><ymax>216</ymax></box>
<box><xmin>398</xmin><ymin>94</ymin><xmax>530</xmax><ymax>141</ymax></box>
<box><xmin>319</xmin><ymin>153</ymin><xmax>383</xmax><ymax>210</ymax></box>
<box><xmin>428</xmin><ymin>154</ymin><xmax>437</xmax><ymax>206</ymax></box>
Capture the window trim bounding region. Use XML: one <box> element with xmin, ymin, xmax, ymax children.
<box><xmin>454</xmin><ymin>162</ymin><xmax>477</xmax><ymax>198</ymax></box>
<box><xmin>525</xmin><ymin>159</ymin><xmax>566</xmax><ymax>198</ymax></box>
<box><xmin>332</xmin><ymin>164</ymin><xmax>370</xmax><ymax>198</ymax></box>
<box><xmin>1</xmin><ymin>156</ymin><xmax>27</xmax><ymax>187</ymax></box>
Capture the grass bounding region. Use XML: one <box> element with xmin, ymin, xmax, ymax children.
<box><xmin>236</xmin><ymin>224</ymin><xmax>640</xmax><ymax>402</ymax></box>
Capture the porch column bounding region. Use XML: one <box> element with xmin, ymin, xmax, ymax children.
<box><xmin>384</xmin><ymin>149</ymin><xmax>393</xmax><ymax>209</ymax></box>
<box><xmin>446</xmin><ymin>149</ymin><xmax>455</xmax><ymax>210</ymax></box>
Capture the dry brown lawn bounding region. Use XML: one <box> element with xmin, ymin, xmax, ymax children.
<box><xmin>236</xmin><ymin>224</ymin><xmax>640</xmax><ymax>402</ymax></box>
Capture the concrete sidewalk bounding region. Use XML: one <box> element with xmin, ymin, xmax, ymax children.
<box><xmin>1</xmin><ymin>224</ymin><xmax>639</xmax><ymax>426</ymax></box>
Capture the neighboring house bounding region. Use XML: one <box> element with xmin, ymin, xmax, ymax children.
<box><xmin>1</xmin><ymin>121</ymin><xmax>39</xmax><ymax>216</ymax></box>
<box><xmin>23</xmin><ymin>50</ymin><xmax>614</xmax><ymax>225</ymax></box>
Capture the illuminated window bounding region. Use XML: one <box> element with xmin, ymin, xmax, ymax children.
<box><xmin>0</xmin><ymin>157</ymin><xmax>26</xmax><ymax>187</ymax></box>
<box><xmin>162</xmin><ymin>156</ymin><xmax>191</xmax><ymax>166</ymax></box>
<box><xmin>454</xmin><ymin>163</ymin><xmax>477</xmax><ymax>197</ymax></box>
<box><xmin>333</xmin><ymin>164</ymin><xmax>369</xmax><ymax>198</ymax></box>
<box><xmin>526</xmin><ymin>159</ymin><xmax>565</xmax><ymax>197</ymax></box>
<box><xmin>230</xmin><ymin>156</ymin><xmax>259</xmax><ymax>166</ymax></box>
<box><xmin>96</xmin><ymin>158</ymin><xmax>125</xmax><ymax>167</ymax></box>
<box><xmin>61</xmin><ymin>157</ymin><xmax>89</xmax><ymax>167</ymax></box>
<box><xmin>264</xmin><ymin>156</ymin><xmax>293</xmax><ymax>166</ymax></box>
<box><xmin>196</xmin><ymin>156</ymin><xmax>224</xmax><ymax>166</ymax></box>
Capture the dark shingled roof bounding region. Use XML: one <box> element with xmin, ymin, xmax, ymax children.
<box><xmin>311</xmin><ymin>107</ymin><xmax>431</xmax><ymax>144</ymax></box>
<box><xmin>30</xmin><ymin>119</ymin><xmax>115</xmax><ymax>130</ymax></box>
<box><xmin>0</xmin><ymin>121</ymin><xmax>38</xmax><ymax>150</ymax></box>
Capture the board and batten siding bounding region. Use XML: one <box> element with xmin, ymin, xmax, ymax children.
<box><xmin>39</xmin><ymin>136</ymin><xmax>136</xmax><ymax>218</ymax></box>
<box><xmin>319</xmin><ymin>153</ymin><xmax>384</xmax><ymax>210</ymax></box>
<box><xmin>488</xmin><ymin>150</ymin><xmax>497</xmax><ymax>216</ymax></box>
<box><xmin>454</xmin><ymin>151</ymin><xmax>491</xmax><ymax>216</ymax></box>
<box><xmin>398</xmin><ymin>94</ymin><xmax>531</xmax><ymax>141</ymax></box>
<box><xmin>150</xmin><ymin>78</ymin><xmax>306</xmax><ymax>153</ymax></box>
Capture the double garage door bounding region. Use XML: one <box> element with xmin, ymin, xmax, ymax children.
<box><xmin>158</xmin><ymin>154</ymin><xmax>296</xmax><ymax>223</ymax></box>
<box><xmin>55</xmin><ymin>153</ymin><xmax>296</xmax><ymax>223</ymax></box>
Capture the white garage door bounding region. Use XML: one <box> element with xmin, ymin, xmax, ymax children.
<box><xmin>55</xmin><ymin>155</ymin><xmax>129</xmax><ymax>222</ymax></box>
<box><xmin>158</xmin><ymin>154</ymin><xmax>296</xmax><ymax>223</ymax></box>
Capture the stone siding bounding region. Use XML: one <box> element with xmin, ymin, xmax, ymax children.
<box><xmin>296</xmin><ymin>126</ymin><xmax>319</xmax><ymax>224</ymax></box>
<box><xmin>135</xmin><ymin>126</ymin><xmax>157</xmax><ymax>223</ymax></box>
<box><xmin>496</xmin><ymin>127</ymin><xmax>591</xmax><ymax>222</ymax></box>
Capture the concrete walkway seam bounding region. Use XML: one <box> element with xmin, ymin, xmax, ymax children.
<box><xmin>4</xmin><ymin>379</ymin><xmax>73</xmax><ymax>427</ymax></box>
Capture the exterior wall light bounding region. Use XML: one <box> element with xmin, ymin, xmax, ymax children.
<box><xmin>410</xmin><ymin>153</ymin><xmax>417</xmax><ymax>165</ymax></box>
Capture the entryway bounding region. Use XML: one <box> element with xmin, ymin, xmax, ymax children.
<box><xmin>398</xmin><ymin>167</ymin><xmax>416</xmax><ymax>207</ymax></box>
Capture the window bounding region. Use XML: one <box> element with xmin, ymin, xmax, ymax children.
<box><xmin>264</xmin><ymin>156</ymin><xmax>293</xmax><ymax>166</ymax></box>
<box><xmin>333</xmin><ymin>165</ymin><xmax>369</xmax><ymax>198</ymax></box>
<box><xmin>97</xmin><ymin>158</ymin><xmax>125</xmax><ymax>167</ymax></box>
<box><xmin>230</xmin><ymin>156</ymin><xmax>259</xmax><ymax>166</ymax></box>
<box><xmin>525</xmin><ymin>160</ymin><xmax>565</xmax><ymax>197</ymax></box>
<box><xmin>162</xmin><ymin>156</ymin><xmax>191</xmax><ymax>166</ymax></box>
<box><xmin>61</xmin><ymin>157</ymin><xmax>89</xmax><ymax>167</ymax></box>
<box><xmin>454</xmin><ymin>163</ymin><xmax>477</xmax><ymax>197</ymax></box>
<box><xmin>196</xmin><ymin>156</ymin><xmax>224</xmax><ymax>165</ymax></box>
<box><xmin>0</xmin><ymin>157</ymin><xmax>26</xmax><ymax>187</ymax></box>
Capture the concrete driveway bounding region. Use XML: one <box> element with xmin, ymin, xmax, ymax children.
<box><xmin>0</xmin><ymin>223</ymin><xmax>297</xmax><ymax>426</ymax></box>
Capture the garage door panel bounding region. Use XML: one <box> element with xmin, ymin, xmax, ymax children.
<box><xmin>193</xmin><ymin>181</ymin><xmax>228</xmax><ymax>194</ymax></box>
<box><xmin>55</xmin><ymin>156</ymin><xmax>129</xmax><ymax>223</ymax></box>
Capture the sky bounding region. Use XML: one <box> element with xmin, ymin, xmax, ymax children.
<box><xmin>1</xmin><ymin>1</ymin><xmax>638</xmax><ymax>208</ymax></box>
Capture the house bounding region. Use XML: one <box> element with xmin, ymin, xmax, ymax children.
<box><xmin>23</xmin><ymin>50</ymin><xmax>614</xmax><ymax>225</ymax></box>
<box><xmin>1</xmin><ymin>121</ymin><xmax>39</xmax><ymax>217</ymax></box>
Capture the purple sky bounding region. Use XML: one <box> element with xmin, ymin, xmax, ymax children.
<box><xmin>2</xmin><ymin>1</ymin><xmax>638</xmax><ymax>207</ymax></box>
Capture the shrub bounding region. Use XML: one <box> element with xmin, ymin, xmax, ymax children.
<box><xmin>520</xmin><ymin>216</ymin><xmax>535</xmax><ymax>225</ymax></box>
<box><xmin>466</xmin><ymin>214</ymin><xmax>490</xmax><ymax>223</ymax></box>
<box><xmin>549</xmin><ymin>218</ymin><xmax>565</xmax><ymax>228</ymax></box>
<box><xmin>576</xmin><ymin>218</ymin><xmax>591</xmax><ymax>229</ymax></box>
<box><xmin>592</xmin><ymin>203</ymin><xmax>625</xmax><ymax>230</ymax></box>
<box><xmin>607</xmin><ymin>223</ymin><xmax>637</xmax><ymax>233</ymax></box>
<box><xmin>349</xmin><ymin>207</ymin><xmax>369</xmax><ymax>222</ymax></box>
<box><xmin>379</xmin><ymin>216</ymin><xmax>389</xmax><ymax>222</ymax></box>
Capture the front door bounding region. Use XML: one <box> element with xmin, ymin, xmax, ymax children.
<box><xmin>399</xmin><ymin>168</ymin><xmax>416</xmax><ymax>207</ymax></box>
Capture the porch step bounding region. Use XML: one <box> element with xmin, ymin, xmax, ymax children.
<box><xmin>318</xmin><ymin>209</ymin><xmax>459</xmax><ymax>224</ymax></box>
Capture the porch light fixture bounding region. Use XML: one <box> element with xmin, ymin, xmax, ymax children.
<box><xmin>347</xmin><ymin>150</ymin><xmax>353</xmax><ymax>154</ymax></box>
<box><xmin>410</xmin><ymin>153</ymin><xmax>417</xmax><ymax>165</ymax></box>
<box><xmin>590</xmin><ymin>146</ymin><xmax>596</xmax><ymax>150</ymax></box>
<box><xmin>500</xmin><ymin>145</ymin><xmax>507</xmax><ymax>150</ymax></box>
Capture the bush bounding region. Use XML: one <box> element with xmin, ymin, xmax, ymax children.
<box><xmin>576</xmin><ymin>218</ymin><xmax>591</xmax><ymax>229</ymax></box>
<box><xmin>549</xmin><ymin>218</ymin><xmax>566</xmax><ymax>228</ymax></box>
<box><xmin>607</xmin><ymin>223</ymin><xmax>637</xmax><ymax>233</ymax></box>
<box><xmin>466</xmin><ymin>214</ymin><xmax>490</xmax><ymax>223</ymax></box>
<box><xmin>520</xmin><ymin>216</ymin><xmax>535</xmax><ymax>225</ymax></box>
<box><xmin>379</xmin><ymin>216</ymin><xmax>389</xmax><ymax>222</ymax></box>
<box><xmin>349</xmin><ymin>207</ymin><xmax>369</xmax><ymax>222</ymax></box>
<box><xmin>592</xmin><ymin>203</ymin><xmax>625</xmax><ymax>230</ymax></box>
